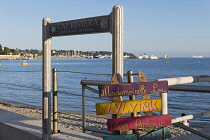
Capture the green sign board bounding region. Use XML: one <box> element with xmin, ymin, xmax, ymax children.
<box><xmin>139</xmin><ymin>127</ymin><xmax>171</xmax><ymax>140</ymax></box>
<box><xmin>102</xmin><ymin>134</ymin><xmax>136</xmax><ymax>140</ymax></box>
<box><xmin>102</xmin><ymin>127</ymin><xmax>171</xmax><ymax>140</ymax></box>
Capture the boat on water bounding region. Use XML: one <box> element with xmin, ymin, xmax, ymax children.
<box><xmin>136</xmin><ymin>55</ymin><xmax>143</xmax><ymax>59</ymax></box>
<box><xmin>86</xmin><ymin>56</ymin><xmax>93</xmax><ymax>59</ymax></box>
<box><xmin>136</xmin><ymin>54</ymin><xmax>149</xmax><ymax>59</ymax></box>
<box><xmin>123</xmin><ymin>54</ymin><xmax>130</xmax><ymax>59</ymax></box>
<box><xmin>149</xmin><ymin>55</ymin><xmax>159</xmax><ymax>59</ymax></box>
<box><xmin>21</xmin><ymin>60</ymin><xmax>29</xmax><ymax>65</ymax></box>
<box><xmin>142</xmin><ymin>54</ymin><xmax>149</xmax><ymax>59</ymax></box>
<box><xmin>94</xmin><ymin>54</ymin><xmax>105</xmax><ymax>58</ymax></box>
<box><xmin>191</xmin><ymin>55</ymin><xmax>203</xmax><ymax>58</ymax></box>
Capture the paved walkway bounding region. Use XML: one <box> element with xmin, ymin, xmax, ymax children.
<box><xmin>0</xmin><ymin>109</ymin><xmax>102</xmax><ymax>140</ymax></box>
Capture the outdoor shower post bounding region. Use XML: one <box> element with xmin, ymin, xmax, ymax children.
<box><xmin>52</xmin><ymin>68</ymin><xmax>59</xmax><ymax>134</ymax></box>
<box><xmin>127</xmin><ymin>70</ymin><xmax>137</xmax><ymax>117</ymax></box>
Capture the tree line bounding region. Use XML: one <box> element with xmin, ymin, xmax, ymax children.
<box><xmin>0</xmin><ymin>44</ymin><xmax>135</xmax><ymax>58</ymax></box>
<box><xmin>0</xmin><ymin>44</ymin><xmax>19</xmax><ymax>55</ymax></box>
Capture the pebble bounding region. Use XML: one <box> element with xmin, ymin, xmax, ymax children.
<box><xmin>0</xmin><ymin>103</ymin><xmax>209</xmax><ymax>139</ymax></box>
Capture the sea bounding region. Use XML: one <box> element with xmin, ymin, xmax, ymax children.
<box><xmin>0</xmin><ymin>58</ymin><xmax>209</xmax><ymax>124</ymax></box>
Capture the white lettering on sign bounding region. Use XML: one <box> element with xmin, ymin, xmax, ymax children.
<box><xmin>50</xmin><ymin>15</ymin><xmax>110</xmax><ymax>36</ymax></box>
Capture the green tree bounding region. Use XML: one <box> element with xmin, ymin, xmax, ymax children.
<box><xmin>3</xmin><ymin>47</ymin><xmax>10</xmax><ymax>55</ymax></box>
<box><xmin>10</xmin><ymin>49</ymin><xmax>19</xmax><ymax>55</ymax></box>
<box><xmin>0</xmin><ymin>44</ymin><xmax>3</xmax><ymax>55</ymax></box>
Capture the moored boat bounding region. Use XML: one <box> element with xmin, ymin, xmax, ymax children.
<box><xmin>123</xmin><ymin>54</ymin><xmax>130</xmax><ymax>59</ymax></box>
<box><xmin>191</xmin><ymin>55</ymin><xmax>203</xmax><ymax>58</ymax></box>
<box><xmin>142</xmin><ymin>54</ymin><xmax>149</xmax><ymax>59</ymax></box>
<box><xmin>136</xmin><ymin>55</ymin><xmax>143</xmax><ymax>59</ymax></box>
<box><xmin>21</xmin><ymin>60</ymin><xmax>29</xmax><ymax>65</ymax></box>
<box><xmin>86</xmin><ymin>56</ymin><xmax>93</xmax><ymax>59</ymax></box>
<box><xmin>149</xmin><ymin>55</ymin><xmax>159</xmax><ymax>59</ymax></box>
<box><xmin>94</xmin><ymin>54</ymin><xmax>105</xmax><ymax>58</ymax></box>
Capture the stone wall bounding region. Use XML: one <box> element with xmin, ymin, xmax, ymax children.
<box><xmin>0</xmin><ymin>55</ymin><xmax>21</xmax><ymax>59</ymax></box>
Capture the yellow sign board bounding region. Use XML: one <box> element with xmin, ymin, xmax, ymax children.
<box><xmin>96</xmin><ymin>99</ymin><xmax>162</xmax><ymax>115</ymax></box>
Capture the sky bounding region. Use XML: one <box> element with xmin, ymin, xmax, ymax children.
<box><xmin>1</xmin><ymin>0</ymin><xmax>210</xmax><ymax>57</ymax></box>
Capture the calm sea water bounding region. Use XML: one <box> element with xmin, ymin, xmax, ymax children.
<box><xmin>0</xmin><ymin>58</ymin><xmax>209</xmax><ymax>123</ymax></box>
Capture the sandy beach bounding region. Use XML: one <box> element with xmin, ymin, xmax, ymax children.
<box><xmin>0</xmin><ymin>102</ymin><xmax>209</xmax><ymax>140</ymax></box>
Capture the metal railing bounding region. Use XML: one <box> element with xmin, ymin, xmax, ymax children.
<box><xmin>1</xmin><ymin>68</ymin><xmax>210</xmax><ymax>138</ymax></box>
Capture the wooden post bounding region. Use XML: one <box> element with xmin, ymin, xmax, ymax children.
<box><xmin>137</xmin><ymin>71</ymin><xmax>154</xmax><ymax>132</ymax></box>
<box><xmin>42</xmin><ymin>17</ymin><xmax>52</xmax><ymax>140</ymax></box>
<box><xmin>110</xmin><ymin>74</ymin><xmax>123</xmax><ymax>135</ymax></box>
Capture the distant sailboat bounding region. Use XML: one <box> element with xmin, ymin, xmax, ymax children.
<box><xmin>191</xmin><ymin>55</ymin><xmax>203</xmax><ymax>58</ymax></box>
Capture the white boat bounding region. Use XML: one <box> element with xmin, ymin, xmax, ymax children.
<box><xmin>142</xmin><ymin>54</ymin><xmax>149</xmax><ymax>59</ymax></box>
<box><xmin>123</xmin><ymin>54</ymin><xmax>130</xmax><ymax>59</ymax></box>
<box><xmin>94</xmin><ymin>54</ymin><xmax>105</xmax><ymax>58</ymax></box>
<box><xmin>86</xmin><ymin>56</ymin><xmax>93</xmax><ymax>59</ymax></box>
<box><xmin>136</xmin><ymin>55</ymin><xmax>143</xmax><ymax>59</ymax></box>
<box><xmin>149</xmin><ymin>55</ymin><xmax>159</xmax><ymax>59</ymax></box>
<box><xmin>191</xmin><ymin>55</ymin><xmax>203</xmax><ymax>58</ymax></box>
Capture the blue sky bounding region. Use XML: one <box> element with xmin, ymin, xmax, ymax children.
<box><xmin>1</xmin><ymin>0</ymin><xmax>210</xmax><ymax>57</ymax></box>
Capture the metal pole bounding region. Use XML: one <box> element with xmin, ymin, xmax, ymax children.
<box><xmin>174</xmin><ymin>123</ymin><xmax>210</xmax><ymax>139</ymax></box>
<box><xmin>111</xmin><ymin>5</ymin><xmax>124</xmax><ymax>83</ymax></box>
<box><xmin>160</xmin><ymin>92</ymin><xmax>168</xmax><ymax>115</ymax></box>
<box><xmin>127</xmin><ymin>71</ymin><xmax>139</xmax><ymax>134</ymax></box>
<box><xmin>42</xmin><ymin>17</ymin><xmax>52</xmax><ymax>140</ymax></box>
<box><xmin>52</xmin><ymin>68</ymin><xmax>59</xmax><ymax>134</ymax></box>
<box><xmin>82</xmin><ymin>85</ymin><xmax>86</xmax><ymax>133</ymax></box>
<box><xmin>127</xmin><ymin>70</ymin><xmax>137</xmax><ymax>117</ymax></box>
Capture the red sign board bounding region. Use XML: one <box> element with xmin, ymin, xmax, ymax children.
<box><xmin>98</xmin><ymin>81</ymin><xmax>168</xmax><ymax>98</ymax></box>
<box><xmin>107</xmin><ymin>115</ymin><xmax>172</xmax><ymax>131</ymax></box>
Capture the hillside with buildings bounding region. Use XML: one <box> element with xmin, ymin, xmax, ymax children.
<box><xmin>0</xmin><ymin>44</ymin><xmax>134</xmax><ymax>60</ymax></box>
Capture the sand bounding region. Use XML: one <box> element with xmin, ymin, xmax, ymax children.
<box><xmin>0</xmin><ymin>102</ymin><xmax>209</xmax><ymax>140</ymax></box>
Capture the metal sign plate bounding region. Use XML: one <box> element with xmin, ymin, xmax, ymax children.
<box><xmin>50</xmin><ymin>15</ymin><xmax>110</xmax><ymax>37</ymax></box>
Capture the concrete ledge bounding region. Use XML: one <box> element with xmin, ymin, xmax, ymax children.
<box><xmin>0</xmin><ymin>108</ymin><xmax>101</xmax><ymax>140</ymax></box>
<box><xmin>0</xmin><ymin>122</ymin><xmax>41</xmax><ymax>140</ymax></box>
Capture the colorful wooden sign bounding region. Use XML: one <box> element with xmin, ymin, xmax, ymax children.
<box><xmin>98</xmin><ymin>81</ymin><xmax>168</xmax><ymax>98</ymax></box>
<box><xmin>102</xmin><ymin>134</ymin><xmax>136</xmax><ymax>140</ymax></box>
<box><xmin>96</xmin><ymin>99</ymin><xmax>161</xmax><ymax>115</ymax></box>
<box><xmin>107</xmin><ymin>115</ymin><xmax>171</xmax><ymax>131</ymax></box>
<box><xmin>138</xmin><ymin>127</ymin><xmax>171</xmax><ymax>140</ymax></box>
